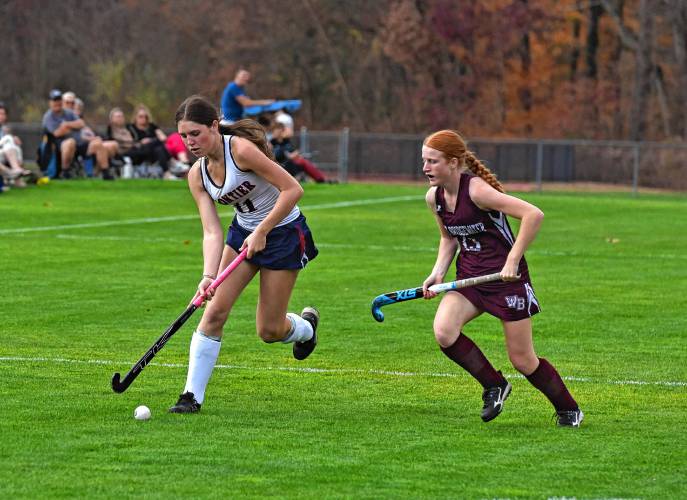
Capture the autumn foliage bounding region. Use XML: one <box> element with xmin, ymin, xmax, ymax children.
<box><xmin>1</xmin><ymin>0</ymin><xmax>685</xmax><ymax>141</ymax></box>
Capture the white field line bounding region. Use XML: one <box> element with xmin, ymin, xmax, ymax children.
<box><xmin>0</xmin><ymin>195</ymin><xmax>423</xmax><ymax>235</ymax></box>
<box><xmin>0</xmin><ymin>356</ymin><xmax>685</xmax><ymax>388</ymax></box>
<box><xmin>3</xmin><ymin>191</ymin><xmax>685</xmax><ymax>260</ymax></box>
<box><xmin>53</xmin><ymin>234</ymin><xmax>184</xmax><ymax>243</ymax></box>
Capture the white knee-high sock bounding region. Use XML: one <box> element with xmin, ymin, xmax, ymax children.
<box><xmin>183</xmin><ymin>330</ymin><xmax>221</xmax><ymax>404</ymax></box>
<box><xmin>282</xmin><ymin>313</ymin><xmax>314</xmax><ymax>344</ymax></box>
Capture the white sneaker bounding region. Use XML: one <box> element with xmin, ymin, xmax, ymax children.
<box><xmin>170</xmin><ymin>160</ymin><xmax>190</xmax><ymax>176</ymax></box>
<box><xmin>163</xmin><ymin>171</ymin><xmax>181</xmax><ymax>181</ymax></box>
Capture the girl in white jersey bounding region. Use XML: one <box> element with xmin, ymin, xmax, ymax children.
<box><xmin>169</xmin><ymin>95</ymin><xmax>319</xmax><ymax>414</ymax></box>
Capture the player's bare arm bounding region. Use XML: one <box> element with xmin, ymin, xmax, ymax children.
<box><xmin>236</xmin><ymin>95</ymin><xmax>274</xmax><ymax>107</ymax></box>
<box><xmin>188</xmin><ymin>161</ymin><xmax>224</xmax><ymax>297</ymax></box>
<box><xmin>424</xmin><ymin>187</ymin><xmax>459</xmax><ymax>298</ymax></box>
<box><xmin>469</xmin><ymin>177</ymin><xmax>544</xmax><ymax>279</ymax></box>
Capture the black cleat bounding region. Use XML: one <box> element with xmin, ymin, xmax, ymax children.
<box><xmin>169</xmin><ymin>392</ymin><xmax>201</xmax><ymax>414</ymax></box>
<box><xmin>481</xmin><ymin>375</ymin><xmax>512</xmax><ymax>422</ymax></box>
<box><xmin>556</xmin><ymin>409</ymin><xmax>584</xmax><ymax>427</ymax></box>
<box><xmin>293</xmin><ymin>307</ymin><xmax>318</xmax><ymax>360</ymax></box>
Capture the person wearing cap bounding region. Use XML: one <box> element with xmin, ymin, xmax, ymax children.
<box><xmin>41</xmin><ymin>89</ymin><xmax>114</xmax><ymax>179</ymax></box>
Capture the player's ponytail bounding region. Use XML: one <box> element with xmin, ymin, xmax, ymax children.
<box><xmin>424</xmin><ymin>129</ymin><xmax>504</xmax><ymax>193</ymax></box>
<box><xmin>463</xmin><ymin>150</ymin><xmax>504</xmax><ymax>193</ymax></box>
<box><xmin>219</xmin><ymin>119</ymin><xmax>275</xmax><ymax>161</ymax></box>
<box><xmin>175</xmin><ymin>95</ymin><xmax>274</xmax><ymax>161</ymax></box>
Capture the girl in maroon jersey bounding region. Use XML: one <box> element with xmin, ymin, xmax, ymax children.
<box><xmin>421</xmin><ymin>130</ymin><xmax>582</xmax><ymax>427</ymax></box>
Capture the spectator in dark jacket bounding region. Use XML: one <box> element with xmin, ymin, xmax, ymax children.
<box><xmin>128</xmin><ymin>104</ymin><xmax>175</xmax><ymax>179</ymax></box>
<box><xmin>270</xmin><ymin>122</ymin><xmax>331</xmax><ymax>183</ymax></box>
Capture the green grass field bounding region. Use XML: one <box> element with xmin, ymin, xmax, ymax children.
<box><xmin>1</xmin><ymin>180</ymin><xmax>686</xmax><ymax>499</ymax></box>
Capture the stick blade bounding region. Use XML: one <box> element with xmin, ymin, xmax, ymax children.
<box><xmin>111</xmin><ymin>372</ymin><xmax>126</xmax><ymax>393</ymax></box>
<box><xmin>371</xmin><ymin>296</ymin><xmax>387</xmax><ymax>322</ymax></box>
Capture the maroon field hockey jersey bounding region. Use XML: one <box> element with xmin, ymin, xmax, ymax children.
<box><xmin>435</xmin><ymin>173</ymin><xmax>530</xmax><ymax>281</ymax></box>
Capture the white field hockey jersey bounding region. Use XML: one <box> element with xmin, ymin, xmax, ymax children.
<box><xmin>200</xmin><ymin>134</ymin><xmax>300</xmax><ymax>231</ymax></box>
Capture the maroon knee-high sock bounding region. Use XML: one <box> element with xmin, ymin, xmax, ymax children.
<box><xmin>525</xmin><ymin>358</ymin><xmax>578</xmax><ymax>411</ymax></box>
<box><xmin>293</xmin><ymin>157</ymin><xmax>327</xmax><ymax>182</ymax></box>
<box><xmin>440</xmin><ymin>333</ymin><xmax>506</xmax><ymax>389</ymax></box>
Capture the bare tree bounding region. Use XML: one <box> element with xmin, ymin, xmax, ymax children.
<box><xmin>602</xmin><ymin>0</ymin><xmax>657</xmax><ymax>140</ymax></box>
<box><xmin>300</xmin><ymin>0</ymin><xmax>366</xmax><ymax>130</ymax></box>
<box><xmin>585</xmin><ymin>0</ymin><xmax>604</xmax><ymax>78</ymax></box>
<box><xmin>569</xmin><ymin>7</ymin><xmax>583</xmax><ymax>81</ymax></box>
<box><xmin>668</xmin><ymin>0</ymin><xmax>687</xmax><ymax>138</ymax></box>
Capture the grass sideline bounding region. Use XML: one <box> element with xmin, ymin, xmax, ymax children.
<box><xmin>1</xmin><ymin>180</ymin><xmax>686</xmax><ymax>499</ymax></box>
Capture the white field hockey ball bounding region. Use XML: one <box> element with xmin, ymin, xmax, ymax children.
<box><xmin>133</xmin><ymin>405</ymin><xmax>151</xmax><ymax>420</ymax></box>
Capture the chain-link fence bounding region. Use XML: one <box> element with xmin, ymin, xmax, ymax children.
<box><xmin>300</xmin><ymin>129</ymin><xmax>687</xmax><ymax>192</ymax></box>
<box><xmin>11</xmin><ymin>122</ymin><xmax>687</xmax><ymax>192</ymax></box>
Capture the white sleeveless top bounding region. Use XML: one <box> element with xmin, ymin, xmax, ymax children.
<box><xmin>200</xmin><ymin>134</ymin><xmax>300</xmax><ymax>231</ymax></box>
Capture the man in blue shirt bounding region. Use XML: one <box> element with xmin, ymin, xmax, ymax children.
<box><xmin>220</xmin><ymin>69</ymin><xmax>274</xmax><ymax>123</ymax></box>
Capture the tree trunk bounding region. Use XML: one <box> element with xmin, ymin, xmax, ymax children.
<box><xmin>629</xmin><ymin>0</ymin><xmax>653</xmax><ymax>141</ymax></box>
<box><xmin>301</xmin><ymin>0</ymin><xmax>366</xmax><ymax>131</ymax></box>
<box><xmin>585</xmin><ymin>1</ymin><xmax>604</xmax><ymax>78</ymax></box>
<box><xmin>518</xmin><ymin>0</ymin><xmax>532</xmax><ymax>135</ymax></box>
<box><xmin>652</xmin><ymin>65</ymin><xmax>671</xmax><ymax>137</ymax></box>
<box><xmin>570</xmin><ymin>14</ymin><xmax>582</xmax><ymax>81</ymax></box>
<box><xmin>670</xmin><ymin>0</ymin><xmax>687</xmax><ymax>138</ymax></box>
<box><xmin>601</xmin><ymin>0</ymin><xmax>626</xmax><ymax>138</ymax></box>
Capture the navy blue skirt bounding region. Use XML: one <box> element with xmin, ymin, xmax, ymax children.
<box><xmin>226</xmin><ymin>213</ymin><xmax>318</xmax><ymax>270</ymax></box>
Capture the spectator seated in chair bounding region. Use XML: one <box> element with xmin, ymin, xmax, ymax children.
<box><xmin>273</xmin><ymin>107</ymin><xmax>295</xmax><ymax>138</ymax></box>
<box><xmin>41</xmin><ymin>89</ymin><xmax>114</xmax><ymax>179</ymax></box>
<box><xmin>164</xmin><ymin>132</ymin><xmax>192</xmax><ymax>178</ymax></box>
<box><xmin>106</xmin><ymin>107</ymin><xmax>174</xmax><ymax>179</ymax></box>
<box><xmin>127</xmin><ymin>104</ymin><xmax>178</xmax><ymax>180</ymax></box>
<box><xmin>107</xmin><ymin>107</ymin><xmax>148</xmax><ymax>173</ymax></box>
<box><xmin>270</xmin><ymin>122</ymin><xmax>333</xmax><ymax>184</ymax></box>
<box><xmin>0</xmin><ymin>101</ymin><xmax>31</xmax><ymax>188</ymax></box>
<box><xmin>74</xmin><ymin>97</ymin><xmax>119</xmax><ymax>161</ymax></box>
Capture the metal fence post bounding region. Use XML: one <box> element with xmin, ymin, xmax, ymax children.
<box><xmin>299</xmin><ymin>126</ymin><xmax>309</xmax><ymax>156</ymax></box>
<box><xmin>535</xmin><ymin>141</ymin><xmax>543</xmax><ymax>192</ymax></box>
<box><xmin>338</xmin><ymin>127</ymin><xmax>349</xmax><ymax>183</ymax></box>
<box><xmin>632</xmin><ymin>143</ymin><xmax>640</xmax><ymax>196</ymax></box>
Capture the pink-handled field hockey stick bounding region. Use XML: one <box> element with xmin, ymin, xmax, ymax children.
<box><xmin>111</xmin><ymin>248</ymin><xmax>248</xmax><ymax>393</ymax></box>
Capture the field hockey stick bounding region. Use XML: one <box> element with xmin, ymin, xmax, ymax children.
<box><xmin>371</xmin><ymin>272</ymin><xmax>504</xmax><ymax>322</ymax></box>
<box><xmin>111</xmin><ymin>248</ymin><xmax>248</xmax><ymax>393</ymax></box>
